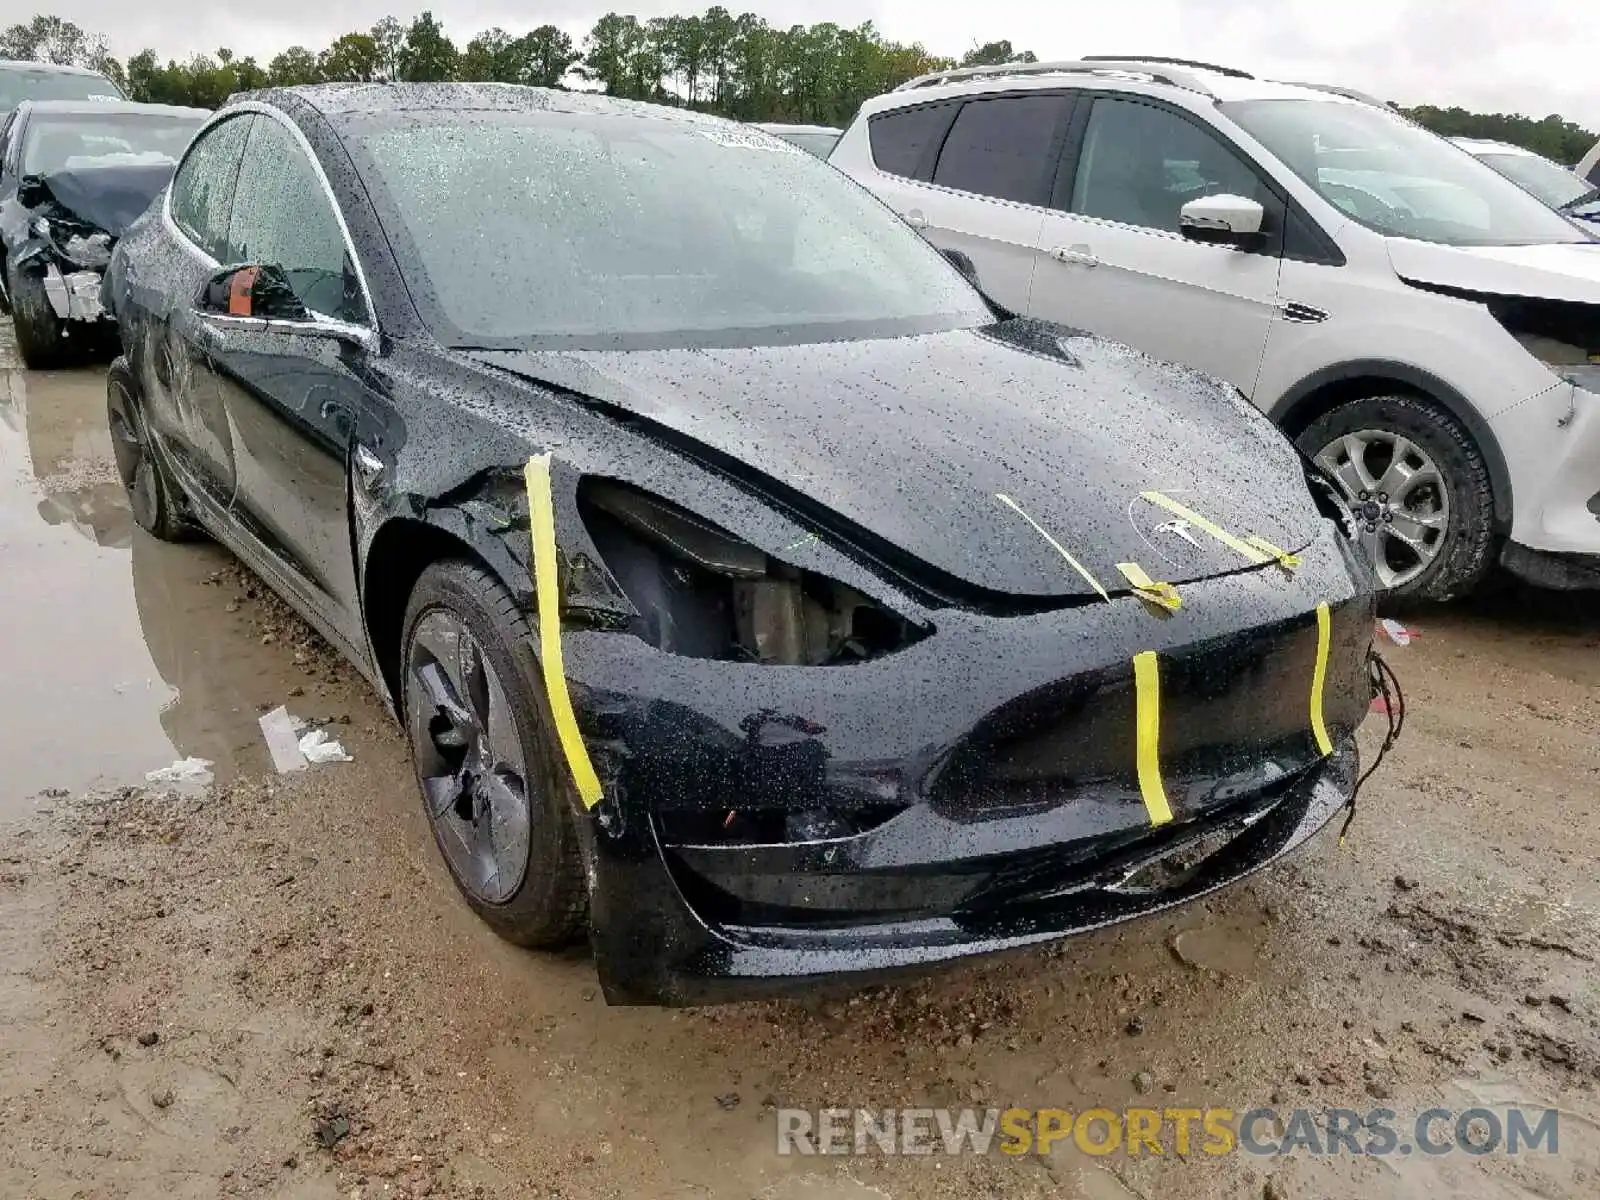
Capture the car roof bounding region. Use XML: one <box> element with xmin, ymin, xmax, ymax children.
<box><xmin>0</xmin><ymin>59</ymin><xmax>107</xmax><ymax>78</ymax></box>
<box><xmin>244</xmin><ymin>82</ymin><xmax>744</xmax><ymax>131</ymax></box>
<box><xmin>18</xmin><ymin>99</ymin><xmax>209</xmax><ymax>119</ymax></box>
<box><xmin>861</xmin><ymin>57</ymin><xmax>1381</xmax><ymax>116</ymax></box>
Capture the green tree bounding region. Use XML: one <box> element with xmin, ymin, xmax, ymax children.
<box><xmin>398</xmin><ymin>11</ymin><xmax>457</xmax><ymax>83</ymax></box>
<box><xmin>516</xmin><ymin>26</ymin><xmax>580</xmax><ymax>89</ymax></box>
<box><xmin>0</xmin><ymin>15</ymin><xmax>106</xmax><ymax>66</ymax></box>
<box><xmin>371</xmin><ymin>16</ymin><xmax>406</xmax><ymax>82</ymax></box>
<box><xmin>267</xmin><ymin>46</ymin><xmax>322</xmax><ymax>87</ymax></box>
<box><xmin>320</xmin><ymin>33</ymin><xmax>382</xmax><ymax>83</ymax></box>
<box><xmin>460</xmin><ymin>26</ymin><xmax>513</xmax><ymax>81</ymax></box>
<box><xmin>580</xmin><ymin>13</ymin><xmax>633</xmax><ymax>95</ymax></box>
<box><xmin>959</xmin><ymin>40</ymin><xmax>1036</xmax><ymax>68</ymax></box>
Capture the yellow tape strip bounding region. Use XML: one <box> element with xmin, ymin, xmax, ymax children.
<box><xmin>1132</xmin><ymin>651</ymin><xmax>1174</xmax><ymax>826</ymax></box>
<box><xmin>996</xmin><ymin>494</ymin><xmax>1109</xmax><ymax>600</ymax></box>
<box><xmin>525</xmin><ymin>454</ymin><xmax>605</xmax><ymax>809</ymax></box>
<box><xmin>1246</xmin><ymin>535</ymin><xmax>1301</xmax><ymax>571</ymax></box>
<box><xmin>1116</xmin><ymin>562</ymin><xmax>1183</xmax><ymax>613</ymax></box>
<box><xmin>1310</xmin><ymin>602</ymin><xmax>1333</xmax><ymax>757</ymax></box>
<box><xmin>1142</xmin><ymin>491</ymin><xmax>1272</xmax><ymax>565</ymax></box>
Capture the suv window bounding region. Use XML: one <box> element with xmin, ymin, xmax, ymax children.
<box><xmin>932</xmin><ymin>94</ymin><xmax>1069</xmax><ymax>206</ymax></box>
<box><xmin>170</xmin><ymin>114</ymin><xmax>252</xmax><ymax>259</ymax></box>
<box><xmin>1070</xmin><ymin>97</ymin><xmax>1269</xmax><ymax>233</ymax></box>
<box><xmin>867</xmin><ymin>102</ymin><xmax>957</xmax><ymax>180</ymax></box>
<box><xmin>226</xmin><ymin>115</ymin><xmax>363</xmax><ymax>323</ymax></box>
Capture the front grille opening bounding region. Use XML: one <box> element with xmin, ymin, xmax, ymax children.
<box><xmin>657</xmin><ymin>803</ymin><xmax>908</xmax><ymax>847</ymax></box>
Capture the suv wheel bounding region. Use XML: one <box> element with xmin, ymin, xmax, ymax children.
<box><xmin>1297</xmin><ymin>394</ymin><xmax>1495</xmax><ymax>600</ymax></box>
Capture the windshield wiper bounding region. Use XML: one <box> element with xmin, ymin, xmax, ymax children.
<box><xmin>1559</xmin><ymin>185</ymin><xmax>1600</xmax><ymax>212</ymax></box>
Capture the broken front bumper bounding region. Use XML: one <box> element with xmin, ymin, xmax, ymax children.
<box><xmin>40</xmin><ymin>263</ymin><xmax>106</xmax><ymax>322</ymax></box>
<box><xmin>561</xmin><ymin>529</ymin><xmax>1376</xmax><ymax>1004</ymax></box>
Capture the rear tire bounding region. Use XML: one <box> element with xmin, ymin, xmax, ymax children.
<box><xmin>1297</xmin><ymin>394</ymin><xmax>1495</xmax><ymax>600</ymax></box>
<box><xmin>6</xmin><ymin>261</ymin><xmax>67</xmax><ymax>370</ymax></box>
<box><xmin>400</xmin><ymin>560</ymin><xmax>588</xmax><ymax>948</ymax></box>
<box><xmin>106</xmin><ymin>358</ymin><xmax>201</xmax><ymax>542</ymax></box>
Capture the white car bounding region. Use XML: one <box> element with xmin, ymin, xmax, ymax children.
<box><xmin>1451</xmin><ymin>137</ymin><xmax>1598</xmax><ymax>219</ymax></box>
<box><xmin>832</xmin><ymin>57</ymin><xmax>1600</xmax><ymax>596</ymax></box>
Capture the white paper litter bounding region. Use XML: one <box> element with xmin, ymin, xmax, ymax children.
<box><xmin>1378</xmin><ymin>618</ymin><xmax>1413</xmax><ymax>647</ymax></box>
<box><xmin>145</xmin><ymin>756</ymin><xmax>214</xmax><ymax>785</ymax></box>
<box><xmin>259</xmin><ymin>706</ymin><xmax>308</xmax><ymax>773</ymax></box>
<box><xmin>298</xmin><ymin>728</ymin><xmax>353</xmax><ymax>765</ymax></box>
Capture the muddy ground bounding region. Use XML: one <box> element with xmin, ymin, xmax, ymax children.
<box><xmin>1</xmin><ymin>335</ymin><xmax>1597</xmax><ymax>1200</ymax></box>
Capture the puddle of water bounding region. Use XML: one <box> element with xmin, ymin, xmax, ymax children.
<box><xmin>0</xmin><ymin>349</ymin><xmax>318</xmax><ymax>813</ymax></box>
<box><xmin>0</xmin><ymin>363</ymin><xmax>181</xmax><ymax>811</ymax></box>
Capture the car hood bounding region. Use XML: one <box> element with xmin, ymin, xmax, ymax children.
<box><xmin>468</xmin><ymin>322</ymin><xmax>1322</xmax><ymax>600</ymax></box>
<box><xmin>1388</xmin><ymin>236</ymin><xmax>1600</xmax><ymax>304</ymax></box>
<box><xmin>25</xmin><ymin>162</ymin><xmax>174</xmax><ymax>238</ymax></box>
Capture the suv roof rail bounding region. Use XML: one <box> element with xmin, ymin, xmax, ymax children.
<box><xmin>892</xmin><ymin>58</ymin><xmax>1220</xmax><ymax>97</ymax></box>
<box><xmin>1277</xmin><ymin>80</ymin><xmax>1393</xmax><ymax>109</ymax></box>
<box><xmin>1080</xmin><ymin>54</ymin><xmax>1254</xmax><ymax>80</ymax></box>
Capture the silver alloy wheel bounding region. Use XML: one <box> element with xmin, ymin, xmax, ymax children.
<box><xmin>1313</xmin><ymin>429</ymin><xmax>1450</xmax><ymax>589</ymax></box>
<box><xmin>406</xmin><ymin>609</ymin><xmax>532</xmax><ymax>905</ymax></box>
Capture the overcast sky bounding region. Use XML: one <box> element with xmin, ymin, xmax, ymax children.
<box><xmin>42</xmin><ymin>0</ymin><xmax>1600</xmax><ymax>128</ymax></box>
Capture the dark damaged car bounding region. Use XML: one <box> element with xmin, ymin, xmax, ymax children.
<box><xmin>0</xmin><ymin>99</ymin><xmax>206</xmax><ymax>366</ymax></box>
<box><xmin>102</xmin><ymin>84</ymin><xmax>1391</xmax><ymax>1005</ymax></box>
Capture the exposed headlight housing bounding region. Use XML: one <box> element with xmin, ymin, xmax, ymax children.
<box><xmin>576</xmin><ymin>478</ymin><xmax>925</xmax><ymax>665</ymax></box>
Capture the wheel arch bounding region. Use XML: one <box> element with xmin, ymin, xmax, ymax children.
<box><xmin>1266</xmin><ymin>360</ymin><xmax>1513</xmax><ymax>535</ymax></box>
<box><xmin>361</xmin><ymin>514</ymin><xmax>527</xmax><ymax>715</ymax></box>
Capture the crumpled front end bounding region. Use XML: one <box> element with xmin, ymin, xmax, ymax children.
<box><xmin>6</xmin><ymin>173</ymin><xmax>137</xmax><ymax>327</ymax></box>
<box><xmin>540</xmin><ymin>489</ymin><xmax>1377</xmax><ymax>1004</ymax></box>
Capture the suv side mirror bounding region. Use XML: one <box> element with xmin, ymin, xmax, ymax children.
<box><xmin>940</xmin><ymin>247</ymin><xmax>981</xmax><ymax>288</ymax></box>
<box><xmin>1179</xmin><ymin>194</ymin><xmax>1267</xmax><ymax>247</ymax></box>
<box><xmin>198</xmin><ymin>262</ymin><xmax>310</xmax><ymax>322</ymax></box>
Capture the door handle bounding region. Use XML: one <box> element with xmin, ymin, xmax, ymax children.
<box><xmin>902</xmin><ymin>209</ymin><xmax>929</xmax><ymax>230</ymax></box>
<box><xmin>1050</xmin><ymin>245</ymin><xmax>1099</xmax><ymax>268</ymax></box>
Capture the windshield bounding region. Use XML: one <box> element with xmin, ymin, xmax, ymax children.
<box><xmin>1472</xmin><ymin>151</ymin><xmax>1592</xmax><ymax>209</ymax></box>
<box><xmin>345</xmin><ymin>112</ymin><xmax>990</xmax><ymax>350</ymax></box>
<box><xmin>1223</xmin><ymin>99</ymin><xmax>1592</xmax><ymax>246</ymax></box>
<box><xmin>22</xmin><ymin>112</ymin><xmax>203</xmax><ymax>175</ymax></box>
<box><xmin>0</xmin><ymin>66</ymin><xmax>122</xmax><ymax>110</ymax></box>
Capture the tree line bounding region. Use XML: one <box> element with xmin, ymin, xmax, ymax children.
<box><xmin>3</xmin><ymin>11</ymin><xmax>1595</xmax><ymax>160</ymax></box>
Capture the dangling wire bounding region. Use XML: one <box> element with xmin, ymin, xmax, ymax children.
<box><xmin>1338</xmin><ymin>648</ymin><xmax>1405</xmax><ymax>846</ymax></box>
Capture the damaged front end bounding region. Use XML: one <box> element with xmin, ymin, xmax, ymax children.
<box><xmin>4</xmin><ymin>175</ymin><xmax>124</xmax><ymax>326</ymax></box>
<box><xmin>499</xmin><ymin>457</ymin><xmax>1381</xmax><ymax>1006</ymax></box>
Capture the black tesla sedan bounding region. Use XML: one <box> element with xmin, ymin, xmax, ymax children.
<box><xmin>102</xmin><ymin>84</ymin><xmax>1384</xmax><ymax>1005</ymax></box>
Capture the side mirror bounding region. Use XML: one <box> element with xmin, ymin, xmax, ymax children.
<box><xmin>1179</xmin><ymin>194</ymin><xmax>1267</xmax><ymax>247</ymax></box>
<box><xmin>17</xmin><ymin>175</ymin><xmax>48</xmax><ymax>208</ymax></box>
<box><xmin>940</xmin><ymin>247</ymin><xmax>981</xmax><ymax>288</ymax></box>
<box><xmin>197</xmin><ymin>262</ymin><xmax>309</xmax><ymax>322</ymax></box>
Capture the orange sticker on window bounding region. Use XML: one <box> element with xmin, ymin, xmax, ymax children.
<box><xmin>227</xmin><ymin>266</ymin><xmax>259</xmax><ymax>317</ymax></box>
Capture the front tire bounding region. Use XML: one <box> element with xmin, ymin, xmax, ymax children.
<box><xmin>1297</xmin><ymin>394</ymin><xmax>1495</xmax><ymax>600</ymax></box>
<box><xmin>7</xmin><ymin>261</ymin><xmax>67</xmax><ymax>370</ymax></box>
<box><xmin>106</xmin><ymin>359</ymin><xmax>201</xmax><ymax>542</ymax></box>
<box><xmin>400</xmin><ymin>560</ymin><xmax>588</xmax><ymax>948</ymax></box>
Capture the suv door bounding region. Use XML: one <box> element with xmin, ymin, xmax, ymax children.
<box><xmin>206</xmin><ymin>112</ymin><xmax>371</xmax><ymax>648</ymax></box>
<box><xmin>1031</xmin><ymin>94</ymin><xmax>1284</xmax><ymax>393</ymax></box>
<box><xmin>860</xmin><ymin>93</ymin><xmax>1074</xmax><ymax>315</ymax></box>
<box><xmin>142</xmin><ymin>111</ymin><xmax>253</xmax><ymax>512</ymax></box>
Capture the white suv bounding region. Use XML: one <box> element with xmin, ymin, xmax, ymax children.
<box><xmin>831</xmin><ymin>57</ymin><xmax>1600</xmax><ymax>597</ymax></box>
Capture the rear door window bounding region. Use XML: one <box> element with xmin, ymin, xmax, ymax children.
<box><xmin>867</xmin><ymin>102</ymin><xmax>958</xmax><ymax>180</ymax></box>
<box><xmin>169</xmin><ymin>114</ymin><xmax>253</xmax><ymax>260</ymax></box>
<box><xmin>931</xmin><ymin>94</ymin><xmax>1072</xmax><ymax>206</ymax></box>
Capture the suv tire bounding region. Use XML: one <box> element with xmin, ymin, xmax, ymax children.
<box><xmin>1297</xmin><ymin>394</ymin><xmax>1495</xmax><ymax>600</ymax></box>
